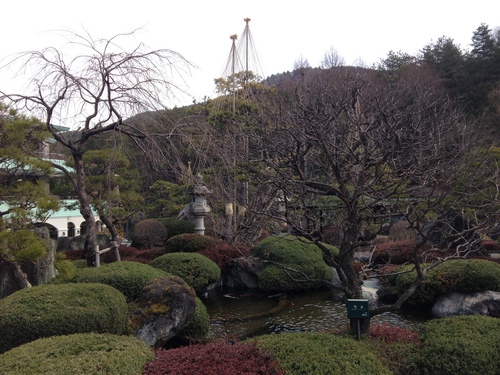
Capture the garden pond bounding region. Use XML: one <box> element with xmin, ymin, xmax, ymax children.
<box><xmin>203</xmin><ymin>281</ymin><xmax>431</xmax><ymax>340</ymax></box>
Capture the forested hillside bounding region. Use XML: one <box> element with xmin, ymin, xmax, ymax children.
<box><xmin>265</xmin><ymin>23</ymin><xmax>500</xmax><ymax>144</ymax></box>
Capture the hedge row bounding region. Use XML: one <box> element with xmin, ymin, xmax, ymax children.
<box><xmin>0</xmin><ymin>333</ymin><xmax>154</xmax><ymax>375</ymax></box>
<box><xmin>251</xmin><ymin>235</ymin><xmax>337</xmax><ymax>292</ymax></box>
<box><xmin>56</xmin><ymin>260</ymin><xmax>169</xmax><ymax>302</ymax></box>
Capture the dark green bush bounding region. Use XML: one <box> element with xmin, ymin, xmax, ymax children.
<box><xmin>178</xmin><ymin>297</ymin><xmax>210</xmax><ymax>342</ymax></box>
<box><xmin>251</xmin><ymin>235</ymin><xmax>336</xmax><ymax>292</ymax></box>
<box><xmin>0</xmin><ymin>283</ymin><xmax>129</xmax><ymax>353</ymax></box>
<box><xmin>395</xmin><ymin>259</ymin><xmax>500</xmax><ymax>306</ymax></box>
<box><xmin>150</xmin><ymin>252</ymin><xmax>220</xmax><ymax>291</ymax></box>
<box><xmin>131</xmin><ymin>219</ymin><xmax>168</xmax><ymax>249</ymax></box>
<box><xmin>73</xmin><ymin>259</ymin><xmax>88</xmax><ymax>268</ymax></box>
<box><xmin>411</xmin><ymin>315</ymin><xmax>500</xmax><ymax>375</ymax></box>
<box><xmin>55</xmin><ymin>261</ymin><xmax>168</xmax><ymax>302</ymax></box>
<box><xmin>164</xmin><ymin>233</ymin><xmax>217</xmax><ymax>253</ymax></box>
<box><xmin>157</xmin><ymin>217</ymin><xmax>195</xmax><ymax>239</ymax></box>
<box><xmin>0</xmin><ymin>333</ymin><xmax>154</xmax><ymax>375</ymax></box>
<box><xmin>255</xmin><ymin>332</ymin><xmax>391</xmax><ymax>375</ymax></box>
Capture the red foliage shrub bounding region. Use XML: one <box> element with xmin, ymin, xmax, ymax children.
<box><xmin>352</xmin><ymin>260</ymin><xmax>364</xmax><ymax>275</ymax></box>
<box><xmin>373</xmin><ymin>239</ymin><xmax>428</xmax><ymax>265</ymax></box>
<box><xmin>101</xmin><ymin>245</ymin><xmax>163</xmax><ymax>264</ymax></box>
<box><xmin>143</xmin><ymin>340</ymin><xmax>284</xmax><ymax>375</ymax></box>
<box><xmin>369</xmin><ymin>324</ymin><xmax>420</xmax><ymax>344</ymax></box>
<box><xmin>388</xmin><ymin>220</ymin><xmax>416</xmax><ymax>241</ymax></box>
<box><xmin>63</xmin><ymin>249</ymin><xmax>86</xmax><ymax>261</ymax></box>
<box><xmin>481</xmin><ymin>239</ymin><xmax>500</xmax><ymax>251</ymax></box>
<box><xmin>199</xmin><ymin>243</ymin><xmax>250</xmax><ymax>269</ymax></box>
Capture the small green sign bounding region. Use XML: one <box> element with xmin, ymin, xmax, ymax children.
<box><xmin>346</xmin><ymin>299</ymin><xmax>369</xmax><ymax>319</ymax></box>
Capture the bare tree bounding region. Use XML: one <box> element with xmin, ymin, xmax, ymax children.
<box><xmin>246</xmin><ymin>65</ymin><xmax>498</xmax><ymax>329</ymax></box>
<box><xmin>320</xmin><ymin>46</ymin><xmax>345</xmax><ymax>69</ymax></box>
<box><xmin>1</xmin><ymin>29</ymin><xmax>192</xmax><ymax>266</ymax></box>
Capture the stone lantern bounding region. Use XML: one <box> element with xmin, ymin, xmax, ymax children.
<box><xmin>190</xmin><ymin>173</ymin><xmax>211</xmax><ymax>235</ymax></box>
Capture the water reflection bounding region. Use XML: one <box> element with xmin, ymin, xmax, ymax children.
<box><xmin>203</xmin><ymin>288</ymin><xmax>429</xmax><ymax>340</ymax></box>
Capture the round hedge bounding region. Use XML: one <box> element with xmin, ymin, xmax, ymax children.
<box><xmin>251</xmin><ymin>235</ymin><xmax>336</xmax><ymax>292</ymax></box>
<box><xmin>150</xmin><ymin>252</ymin><xmax>220</xmax><ymax>291</ymax></box>
<box><xmin>0</xmin><ymin>283</ymin><xmax>129</xmax><ymax>353</ymax></box>
<box><xmin>413</xmin><ymin>315</ymin><xmax>500</xmax><ymax>375</ymax></box>
<box><xmin>178</xmin><ymin>297</ymin><xmax>210</xmax><ymax>342</ymax></box>
<box><xmin>131</xmin><ymin>219</ymin><xmax>168</xmax><ymax>249</ymax></box>
<box><xmin>57</xmin><ymin>261</ymin><xmax>169</xmax><ymax>302</ymax></box>
<box><xmin>395</xmin><ymin>259</ymin><xmax>500</xmax><ymax>306</ymax></box>
<box><xmin>0</xmin><ymin>333</ymin><xmax>154</xmax><ymax>375</ymax></box>
<box><xmin>157</xmin><ymin>217</ymin><xmax>195</xmax><ymax>239</ymax></box>
<box><xmin>255</xmin><ymin>332</ymin><xmax>391</xmax><ymax>374</ymax></box>
<box><xmin>164</xmin><ymin>233</ymin><xmax>217</xmax><ymax>253</ymax></box>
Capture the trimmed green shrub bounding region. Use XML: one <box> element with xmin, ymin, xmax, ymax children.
<box><xmin>150</xmin><ymin>252</ymin><xmax>220</xmax><ymax>291</ymax></box>
<box><xmin>411</xmin><ymin>315</ymin><xmax>500</xmax><ymax>375</ymax></box>
<box><xmin>157</xmin><ymin>217</ymin><xmax>195</xmax><ymax>239</ymax></box>
<box><xmin>73</xmin><ymin>259</ymin><xmax>88</xmax><ymax>268</ymax></box>
<box><xmin>55</xmin><ymin>261</ymin><xmax>168</xmax><ymax>302</ymax></box>
<box><xmin>131</xmin><ymin>219</ymin><xmax>168</xmax><ymax>249</ymax></box>
<box><xmin>143</xmin><ymin>340</ymin><xmax>283</xmax><ymax>375</ymax></box>
<box><xmin>0</xmin><ymin>333</ymin><xmax>154</xmax><ymax>375</ymax></box>
<box><xmin>251</xmin><ymin>235</ymin><xmax>336</xmax><ymax>292</ymax></box>
<box><xmin>395</xmin><ymin>259</ymin><xmax>500</xmax><ymax>306</ymax></box>
<box><xmin>164</xmin><ymin>233</ymin><xmax>217</xmax><ymax>253</ymax></box>
<box><xmin>0</xmin><ymin>283</ymin><xmax>129</xmax><ymax>353</ymax></box>
<box><xmin>255</xmin><ymin>332</ymin><xmax>391</xmax><ymax>375</ymax></box>
<box><xmin>178</xmin><ymin>297</ymin><xmax>210</xmax><ymax>342</ymax></box>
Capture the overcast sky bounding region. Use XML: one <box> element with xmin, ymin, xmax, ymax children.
<box><xmin>1</xmin><ymin>0</ymin><xmax>499</xmax><ymax>107</ymax></box>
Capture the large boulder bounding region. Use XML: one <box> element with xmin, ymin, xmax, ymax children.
<box><xmin>21</xmin><ymin>226</ymin><xmax>58</xmax><ymax>286</ymax></box>
<box><xmin>129</xmin><ymin>276</ymin><xmax>196</xmax><ymax>347</ymax></box>
<box><xmin>223</xmin><ymin>256</ymin><xmax>265</xmax><ymax>289</ymax></box>
<box><xmin>432</xmin><ymin>291</ymin><xmax>500</xmax><ymax>318</ymax></box>
<box><xmin>0</xmin><ymin>256</ymin><xmax>31</xmax><ymax>300</ymax></box>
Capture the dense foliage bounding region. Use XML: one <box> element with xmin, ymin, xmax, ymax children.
<box><xmin>255</xmin><ymin>332</ymin><xmax>391</xmax><ymax>374</ymax></box>
<box><xmin>251</xmin><ymin>235</ymin><xmax>337</xmax><ymax>292</ymax></box>
<box><xmin>164</xmin><ymin>233</ymin><xmax>217</xmax><ymax>253</ymax></box>
<box><xmin>413</xmin><ymin>315</ymin><xmax>500</xmax><ymax>375</ymax></box>
<box><xmin>0</xmin><ymin>333</ymin><xmax>154</xmax><ymax>375</ymax></box>
<box><xmin>55</xmin><ymin>260</ymin><xmax>168</xmax><ymax>302</ymax></box>
<box><xmin>0</xmin><ymin>283</ymin><xmax>129</xmax><ymax>353</ymax></box>
<box><xmin>143</xmin><ymin>340</ymin><xmax>283</xmax><ymax>375</ymax></box>
<box><xmin>394</xmin><ymin>259</ymin><xmax>500</xmax><ymax>306</ymax></box>
<box><xmin>150</xmin><ymin>252</ymin><xmax>221</xmax><ymax>291</ymax></box>
<box><xmin>177</xmin><ymin>297</ymin><xmax>210</xmax><ymax>342</ymax></box>
<box><xmin>157</xmin><ymin>217</ymin><xmax>195</xmax><ymax>239</ymax></box>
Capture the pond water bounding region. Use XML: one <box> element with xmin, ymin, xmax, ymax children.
<box><xmin>203</xmin><ymin>287</ymin><xmax>431</xmax><ymax>340</ymax></box>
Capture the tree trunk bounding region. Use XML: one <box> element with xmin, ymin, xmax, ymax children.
<box><xmin>73</xmin><ymin>153</ymin><xmax>98</xmax><ymax>267</ymax></box>
<box><xmin>99</xmin><ymin>213</ymin><xmax>121</xmax><ymax>262</ymax></box>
